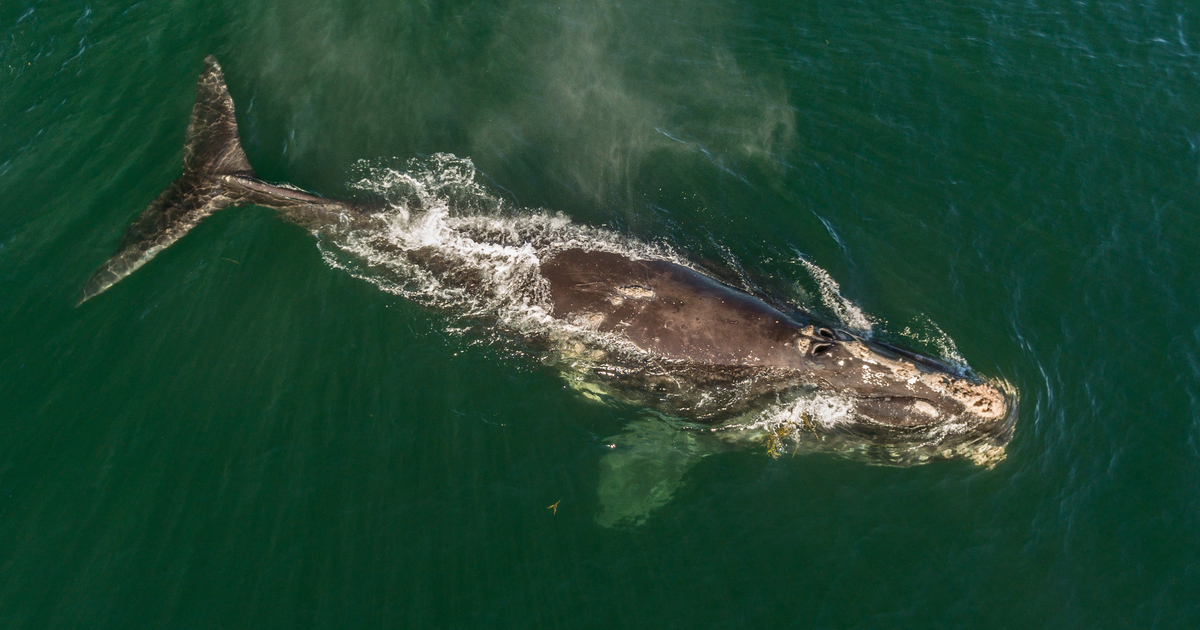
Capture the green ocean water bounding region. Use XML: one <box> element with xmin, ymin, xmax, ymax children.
<box><xmin>2</xmin><ymin>0</ymin><xmax>1199</xmax><ymax>627</ymax></box>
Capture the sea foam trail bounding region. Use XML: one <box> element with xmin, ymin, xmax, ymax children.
<box><xmin>323</xmin><ymin>154</ymin><xmax>685</xmax><ymax>338</ymax></box>
<box><xmin>794</xmin><ymin>254</ymin><xmax>874</xmax><ymax>334</ymax></box>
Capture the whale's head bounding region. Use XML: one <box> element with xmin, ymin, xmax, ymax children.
<box><xmin>790</xmin><ymin>325</ymin><xmax>1016</xmax><ymax>463</ymax></box>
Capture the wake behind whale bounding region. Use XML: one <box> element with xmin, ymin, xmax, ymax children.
<box><xmin>81</xmin><ymin>57</ymin><xmax>1017</xmax><ymax>527</ymax></box>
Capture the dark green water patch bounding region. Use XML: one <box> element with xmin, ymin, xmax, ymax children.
<box><xmin>2</xmin><ymin>0</ymin><xmax>1199</xmax><ymax>627</ymax></box>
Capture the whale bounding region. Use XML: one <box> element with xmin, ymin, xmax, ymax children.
<box><xmin>81</xmin><ymin>57</ymin><xmax>1017</xmax><ymax>526</ymax></box>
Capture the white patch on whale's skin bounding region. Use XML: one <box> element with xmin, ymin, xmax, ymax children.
<box><xmin>912</xmin><ymin>400</ymin><xmax>940</xmax><ymax>417</ymax></box>
<box><xmin>615</xmin><ymin>284</ymin><xmax>655</xmax><ymax>300</ymax></box>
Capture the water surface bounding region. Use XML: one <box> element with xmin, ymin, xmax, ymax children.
<box><xmin>2</xmin><ymin>0</ymin><xmax>1198</xmax><ymax>627</ymax></box>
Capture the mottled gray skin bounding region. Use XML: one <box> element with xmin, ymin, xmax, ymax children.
<box><xmin>81</xmin><ymin>58</ymin><xmax>1016</xmax><ymax>519</ymax></box>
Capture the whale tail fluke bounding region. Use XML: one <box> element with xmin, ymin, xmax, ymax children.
<box><xmin>78</xmin><ymin>56</ymin><xmax>354</xmax><ymax>305</ymax></box>
<box><xmin>184</xmin><ymin>56</ymin><xmax>256</xmax><ymax>180</ymax></box>
<box><xmin>77</xmin><ymin>56</ymin><xmax>251</xmax><ymax>305</ymax></box>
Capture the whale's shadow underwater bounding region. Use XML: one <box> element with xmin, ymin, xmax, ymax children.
<box><xmin>81</xmin><ymin>57</ymin><xmax>1017</xmax><ymax>527</ymax></box>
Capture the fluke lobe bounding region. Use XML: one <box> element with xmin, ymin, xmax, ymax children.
<box><xmin>81</xmin><ymin>57</ymin><xmax>1017</xmax><ymax>526</ymax></box>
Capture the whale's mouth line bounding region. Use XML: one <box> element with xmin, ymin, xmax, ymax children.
<box><xmin>852</xmin><ymin>394</ymin><xmax>925</xmax><ymax>402</ymax></box>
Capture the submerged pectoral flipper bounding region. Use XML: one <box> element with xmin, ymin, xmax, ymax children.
<box><xmin>78</xmin><ymin>56</ymin><xmax>358</xmax><ymax>305</ymax></box>
<box><xmin>595</xmin><ymin>418</ymin><xmax>718</xmax><ymax>528</ymax></box>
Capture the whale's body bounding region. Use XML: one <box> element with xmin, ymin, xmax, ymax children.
<box><xmin>82</xmin><ymin>57</ymin><xmax>1016</xmax><ymax>526</ymax></box>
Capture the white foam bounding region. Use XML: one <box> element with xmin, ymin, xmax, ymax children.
<box><xmin>318</xmin><ymin>155</ymin><xmax>685</xmax><ymax>345</ymax></box>
<box><xmin>748</xmin><ymin>393</ymin><xmax>857</xmax><ymax>433</ymax></box>
<box><xmin>794</xmin><ymin>255</ymin><xmax>875</xmax><ymax>334</ymax></box>
<box><xmin>898</xmin><ymin>315</ymin><xmax>969</xmax><ymax>372</ymax></box>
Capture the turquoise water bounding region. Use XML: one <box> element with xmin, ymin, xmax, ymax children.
<box><xmin>3</xmin><ymin>0</ymin><xmax>1198</xmax><ymax>627</ymax></box>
